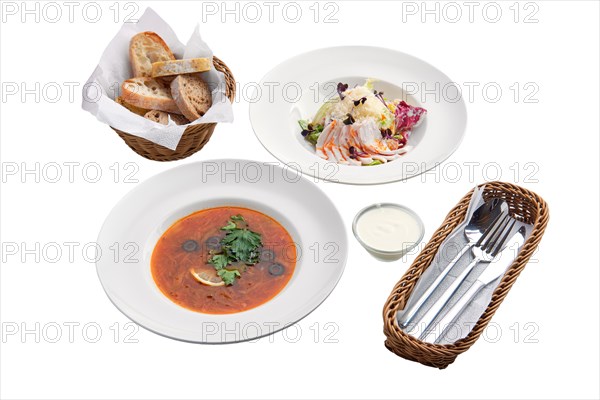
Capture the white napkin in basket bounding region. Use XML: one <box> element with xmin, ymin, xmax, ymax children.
<box><xmin>396</xmin><ymin>186</ymin><xmax>532</xmax><ymax>345</ymax></box>
<box><xmin>81</xmin><ymin>8</ymin><xmax>233</xmax><ymax>150</ymax></box>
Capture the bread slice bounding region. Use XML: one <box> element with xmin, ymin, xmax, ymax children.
<box><xmin>144</xmin><ymin>110</ymin><xmax>189</xmax><ymax>125</ymax></box>
<box><xmin>151</xmin><ymin>58</ymin><xmax>212</xmax><ymax>78</ymax></box>
<box><xmin>129</xmin><ymin>32</ymin><xmax>175</xmax><ymax>77</ymax></box>
<box><xmin>169</xmin><ymin>113</ymin><xmax>190</xmax><ymax>125</ymax></box>
<box><xmin>170</xmin><ymin>74</ymin><xmax>213</xmax><ymax>121</ymax></box>
<box><xmin>121</xmin><ymin>77</ymin><xmax>181</xmax><ymax>114</ymax></box>
<box><xmin>143</xmin><ymin>110</ymin><xmax>168</xmax><ymax>124</ymax></box>
<box><xmin>115</xmin><ymin>96</ymin><xmax>149</xmax><ymax>116</ymax></box>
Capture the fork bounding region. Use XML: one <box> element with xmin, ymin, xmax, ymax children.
<box><xmin>424</xmin><ymin>226</ymin><xmax>527</xmax><ymax>344</ymax></box>
<box><xmin>407</xmin><ymin>214</ymin><xmax>516</xmax><ymax>339</ymax></box>
<box><xmin>398</xmin><ymin>198</ymin><xmax>507</xmax><ymax>327</ymax></box>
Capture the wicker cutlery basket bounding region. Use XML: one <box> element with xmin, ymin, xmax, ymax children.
<box><xmin>383</xmin><ymin>181</ymin><xmax>549</xmax><ymax>369</ymax></box>
<box><xmin>112</xmin><ymin>57</ymin><xmax>236</xmax><ymax>162</ymax></box>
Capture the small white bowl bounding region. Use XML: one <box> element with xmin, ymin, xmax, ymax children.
<box><xmin>352</xmin><ymin>203</ymin><xmax>425</xmax><ymax>262</ymax></box>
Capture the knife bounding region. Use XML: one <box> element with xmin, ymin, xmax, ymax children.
<box><xmin>421</xmin><ymin>226</ymin><xmax>526</xmax><ymax>344</ymax></box>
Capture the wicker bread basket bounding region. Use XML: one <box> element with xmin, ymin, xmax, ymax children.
<box><xmin>112</xmin><ymin>57</ymin><xmax>236</xmax><ymax>162</ymax></box>
<box><xmin>383</xmin><ymin>181</ymin><xmax>549</xmax><ymax>369</ymax></box>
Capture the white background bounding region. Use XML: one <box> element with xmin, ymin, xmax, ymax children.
<box><xmin>1</xmin><ymin>1</ymin><xmax>599</xmax><ymax>399</ymax></box>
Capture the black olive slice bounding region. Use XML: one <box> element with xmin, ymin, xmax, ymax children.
<box><xmin>205</xmin><ymin>236</ymin><xmax>222</xmax><ymax>251</ymax></box>
<box><xmin>268</xmin><ymin>263</ymin><xmax>285</xmax><ymax>276</ymax></box>
<box><xmin>182</xmin><ymin>240</ymin><xmax>199</xmax><ymax>252</ymax></box>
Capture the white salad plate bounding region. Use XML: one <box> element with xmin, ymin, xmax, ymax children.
<box><xmin>250</xmin><ymin>46</ymin><xmax>467</xmax><ymax>185</ymax></box>
<box><xmin>96</xmin><ymin>159</ymin><xmax>348</xmax><ymax>343</ymax></box>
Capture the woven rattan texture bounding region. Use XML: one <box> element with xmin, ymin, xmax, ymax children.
<box><xmin>383</xmin><ymin>181</ymin><xmax>549</xmax><ymax>369</ymax></box>
<box><xmin>113</xmin><ymin>57</ymin><xmax>236</xmax><ymax>162</ymax></box>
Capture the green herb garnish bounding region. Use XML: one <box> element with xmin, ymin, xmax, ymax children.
<box><xmin>298</xmin><ymin>119</ymin><xmax>310</xmax><ymax>131</ymax></box>
<box><xmin>217</xmin><ymin>269</ymin><xmax>241</xmax><ymax>286</ymax></box>
<box><xmin>305</xmin><ymin>127</ymin><xmax>323</xmax><ymax>145</ymax></box>
<box><xmin>207</xmin><ymin>215</ymin><xmax>263</xmax><ymax>285</ymax></box>
<box><xmin>221</xmin><ymin>220</ymin><xmax>237</xmax><ymax>231</ymax></box>
<box><xmin>207</xmin><ymin>254</ymin><xmax>229</xmax><ymax>270</ymax></box>
<box><xmin>299</xmin><ymin>120</ymin><xmax>324</xmax><ymax>145</ymax></box>
<box><xmin>366</xmin><ymin>160</ymin><xmax>384</xmax><ymax>166</ymax></box>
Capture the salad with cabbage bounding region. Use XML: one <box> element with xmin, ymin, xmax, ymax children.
<box><xmin>299</xmin><ymin>80</ymin><xmax>426</xmax><ymax>166</ymax></box>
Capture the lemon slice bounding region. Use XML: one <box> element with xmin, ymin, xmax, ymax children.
<box><xmin>190</xmin><ymin>269</ymin><xmax>224</xmax><ymax>287</ymax></box>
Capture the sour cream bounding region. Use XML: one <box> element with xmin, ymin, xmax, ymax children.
<box><xmin>353</xmin><ymin>204</ymin><xmax>424</xmax><ymax>258</ymax></box>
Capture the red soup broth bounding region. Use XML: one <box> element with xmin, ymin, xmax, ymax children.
<box><xmin>151</xmin><ymin>207</ymin><xmax>296</xmax><ymax>314</ymax></box>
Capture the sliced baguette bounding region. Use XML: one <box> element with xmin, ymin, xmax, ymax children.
<box><xmin>129</xmin><ymin>32</ymin><xmax>175</xmax><ymax>77</ymax></box>
<box><xmin>170</xmin><ymin>74</ymin><xmax>213</xmax><ymax>121</ymax></box>
<box><xmin>169</xmin><ymin>113</ymin><xmax>190</xmax><ymax>125</ymax></box>
<box><xmin>151</xmin><ymin>58</ymin><xmax>212</xmax><ymax>78</ymax></box>
<box><xmin>144</xmin><ymin>110</ymin><xmax>189</xmax><ymax>125</ymax></box>
<box><xmin>115</xmin><ymin>96</ymin><xmax>149</xmax><ymax>116</ymax></box>
<box><xmin>121</xmin><ymin>77</ymin><xmax>182</xmax><ymax>114</ymax></box>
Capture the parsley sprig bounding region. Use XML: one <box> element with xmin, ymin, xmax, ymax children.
<box><xmin>207</xmin><ymin>215</ymin><xmax>262</xmax><ymax>285</ymax></box>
